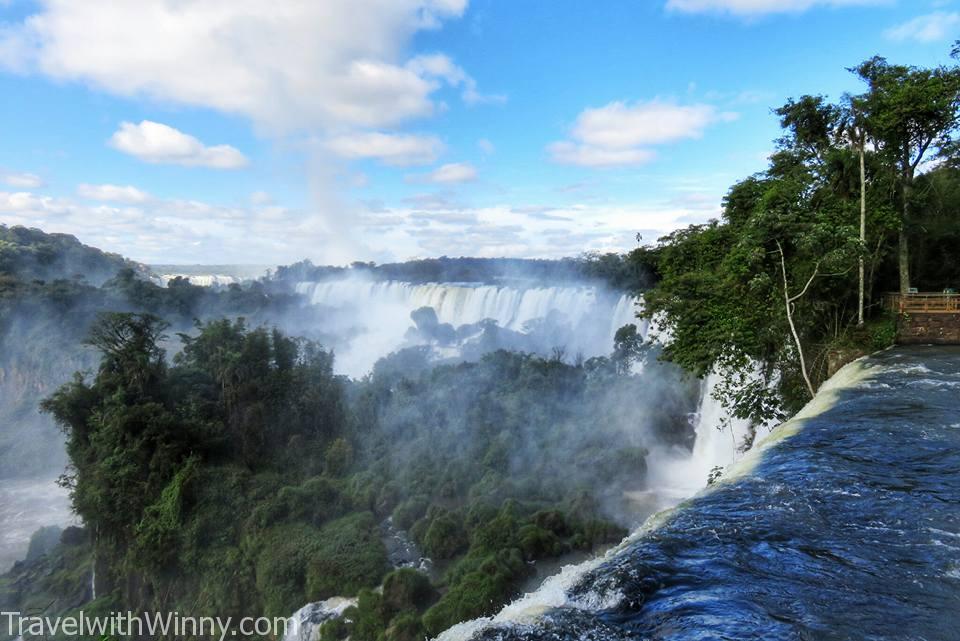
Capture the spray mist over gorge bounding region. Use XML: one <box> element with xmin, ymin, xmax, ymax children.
<box><xmin>0</xmin><ymin>232</ymin><xmax>753</xmax><ymax>641</ymax></box>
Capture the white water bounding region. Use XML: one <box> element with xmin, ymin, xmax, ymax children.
<box><xmin>158</xmin><ymin>273</ymin><xmax>240</xmax><ymax>287</ymax></box>
<box><xmin>282</xmin><ymin>597</ymin><xmax>357</xmax><ymax>641</ymax></box>
<box><xmin>296</xmin><ymin>279</ymin><xmax>642</xmax><ymax>376</ymax></box>
<box><xmin>436</xmin><ymin>375</ymin><xmax>752</xmax><ymax>641</ymax></box>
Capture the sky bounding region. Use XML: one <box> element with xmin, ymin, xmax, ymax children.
<box><xmin>0</xmin><ymin>0</ymin><xmax>957</xmax><ymax>266</ymax></box>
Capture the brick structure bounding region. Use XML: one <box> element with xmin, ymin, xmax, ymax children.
<box><xmin>897</xmin><ymin>312</ymin><xmax>960</xmax><ymax>345</ymax></box>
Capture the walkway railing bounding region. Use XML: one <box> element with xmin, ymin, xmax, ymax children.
<box><xmin>884</xmin><ymin>293</ymin><xmax>960</xmax><ymax>314</ymax></box>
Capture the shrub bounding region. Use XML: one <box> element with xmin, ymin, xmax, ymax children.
<box><xmin>305</xmin><ymin>513</ymin><xmax>389</xmax><ymax>600</ymax></box>
<box><xmin>384</xmin><ymin>611</ymin><xmax>426</xmax><ymax>641</ymax></box>
<box><xmin>381</xmin><ymin>568</ymin><xmax>435</xmax><ymax>615</ymax></box>
<box><xmin>422</xmin><ymin>513</ymin><xmax>468</xmax><ymax>559</ymax></box>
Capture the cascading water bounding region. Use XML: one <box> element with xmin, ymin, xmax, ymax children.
<box><xmin>295</xmin><ymin>279</ymin><xmax>642</xmax><ymax>376</ymax></box>
<box><xmin>435</xmin><ymin>372</ymin><xmax>752</xmax><ymax>641</ymax></box>
<box><xmin>437</xmin><ymin>348</ymin><xmax>960</xmax><ymax>641</ymax></box>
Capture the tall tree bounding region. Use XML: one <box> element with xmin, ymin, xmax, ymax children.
<box><xmin>852</xmin><ymin>56</ymin><xmax>960</xmax><ymax>294</ymax></box>
<box><xmin>840</xmin><ymin>94</ymin><xmax>870</xmax><ymax>325</ymax></box>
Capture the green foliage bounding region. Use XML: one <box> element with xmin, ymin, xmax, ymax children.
<box><xmin>422</xmin><ymin>548</ymin><xmax>529</xmax><ymax>636</ymax></box>
<box><xmin>253</xmin><ymin>515</ymin><xmax>387</xmax><ymax>618</ymax></box>
<box><xmin>866</xmin><ymin>316</ymin><xmax>898</xmax><ymax>351</ymax></box>
<box><xmin>33</xmin><ymin>267</ymin><xmax>688</xmax><ymax>641</ymax></box>
<box><xmin>304</xmin><ymin>513</ymin><xmax>389</xmax><ymax>601</ymax></box>
<box><xmin>381</xmin><ymin>568</ymin><xmax>436</xmax><ymax>615</ymax></box>
<box><xmin>422</xmin><ymin>512</ymin><xmax>468</xmax><ymax>559</ymax></box>
<box><xmin>642</xmin><ymin>49</ymin><xmax>960</xmax><ymax>419</ymax></box>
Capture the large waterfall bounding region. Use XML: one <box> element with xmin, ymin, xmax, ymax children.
<box><xmin>295</xmin><ymin>279</ymin><xmax>642</xmax><ymax>377</ymax></box>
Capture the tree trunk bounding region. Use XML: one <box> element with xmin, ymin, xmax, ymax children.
<box><xmin>858</xmin><ymin>144</ymin><xmax>866</xmax><ymax>325</ymax></box>
<box><xmin>776</xmin><ymin>241</ymin><xmax>817</xmax><ymax>399</ymax></box>
<box><xmin>899</xmin><ymin>160</ymin><xmax>912</xmax><ymax>295</ymax></box>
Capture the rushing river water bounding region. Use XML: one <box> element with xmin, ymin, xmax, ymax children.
<box><xmin>441</xmin><ymin>347</ymin><xmax>960</xmax><ymax>641</ymax></box>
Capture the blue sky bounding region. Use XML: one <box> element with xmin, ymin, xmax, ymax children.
<box><xmin>0</xmin><ymin>0</ymin><xmax>956</xmax><ymax>265</ymax></box>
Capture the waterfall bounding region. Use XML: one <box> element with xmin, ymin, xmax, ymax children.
<box><xmin>436</xmin><ymin>373</ymin><xmax>752</xmax><ymax>641</ymax></box>
<box><xmin>282</xmin><ymin>597</ymin><xmax>357</xmax><ymax>641</ymax></box>
<box><xmin>158</xmin><ymin>273</ymin><xmax>239</xmax><ymax>287</ymax></box>
<box><xmin>296</xmin><ymin>279</ymin><xmax>641</xmax><ymax>376</ymax></box>
<box><xmin>688</xmin><ymin>373</ymin><xmax>755</xmax><ymax>479</ymax></box>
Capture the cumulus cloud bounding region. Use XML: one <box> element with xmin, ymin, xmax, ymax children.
<box><xmin>108</xmin><ymin>121</ymin><xmax>248</xmax><ymax>169</ymax></box>
<box><xmin>0</xmin><ymin>188</ymin><xmax>355</xmax><ymax>264</ymax></box>
<box><xmin>77</xmin><ymin>183</ymin><xmax>152</xmax><ymax>203</ymax></box>
<box><xmin>409</xmin><ymin>162</ymin><xmax>478</xmax><ymax>183</ymax></box>
<box><xmin>1</xmin><ymin>181</ymin><xmax>723</xmax><ymax>263</ymax></box>
<box><xmin>0</xmin><ymin>1</ymin><xmax>483</xmax><ymax>131</ymax></box>
<box><xmin>549</xmin><ymin>100</ymin><xmax>736</xmax><ymax>167</ymax></box>
<box><xmin>885</xmin><ymin>12</ymin><xmax>960</xmax><ymax>43</ymax></box>
<box><xmin>665</xmin><ymin>0</ymin><xmax>885</xmax><ymax>17</ymax></box>
<box><xmin>548</xmin><ymin>143</ymin><xmax>657</xmax><ymax>168</ymax></box>
<box><xmin>325</xmin><ymin>132</ymin><xmax>444</xmax><ymax>166</ymax></box>
<box><xmin>0</xmin><ymin>170</ymin><xmax>44</xmax><ymax>189</ymax></box>
<box><xmin>406</xmin><ymin>53</ymin><xmax>506</xmax><ymax>105</ymax></box>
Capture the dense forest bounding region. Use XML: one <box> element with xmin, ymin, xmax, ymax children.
<box><xmin>0</xmin><ymin>228</ymin><xmax>318</xmax><ymax>478</ymax></box>
<box><xmin>274</xmin><ymin>254</ymin><xmax>644</xmax><ymax>291</ymax></box>
<box><xmin>2</xmin><ymin>314</ymin><xmax>691</xmax><ymax>641</ymax></box>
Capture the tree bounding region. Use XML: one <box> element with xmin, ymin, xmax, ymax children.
<box><xmin>839</xmin><ymin>94</ymin><xmax>870</xmax><ymax>325</ymax></box>
<box><xmin>852</xmin><ymin>56</ymin><xmax>960</xmax><ymax>293</ymax></box>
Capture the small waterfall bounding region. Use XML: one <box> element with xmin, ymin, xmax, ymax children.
<box><xmin>283</xmin><ymin>597</ymin><xmax>357</xmax><ymax>641</ymax></box>
<box><xmin>435</xmin><ymin>371</ymin><xmax>752</xmax><ymax>641</ymax></box>
<box><xmin>689</xmin><ymin>373</ymin><xmax>755</xmax><ymax>479</ymax></box>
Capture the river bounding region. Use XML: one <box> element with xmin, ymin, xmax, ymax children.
<box><xmin>441</xmin><ymin>347</ymin><xmax>960</xmax><ymax>641</ymax></box>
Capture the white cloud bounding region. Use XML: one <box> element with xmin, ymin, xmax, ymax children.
<box><xmin>666</xmin><ymin>0</ymin><xmax>886</xmax><ymax>17</ymax></box>
<box><xmin>406</xmin><ymin>53</ymin><xmax>506</xmax><ymax>106</ymax></box>
<box><xmin>548</xmin><ymin>143</ymin><xmax>657</xmax><ymax>168</ymax></box>
<box><xmin>0</xmin><ymin>178</ymin><xmax>725</xmax><ymax>263</ymax></box>
<box><xmin>108</xmin><ymin>121</ymin><xmax>248</xmax><ymax>169</ymax></box>
<box><xmin>410</xmin><ymin>162</ymin><xmax>478</xmax><ymax>183</ymax></box>
<box><xmin>549</xmin><ymin>100</ymin><xmax>736</xmax><ymax>167</ymax></box>
<box><xmin>77</xmin><ymin>183</ymin><xmax>152</xmax><ymax>203</ymax></box>
<box><xmin>326</xmin><ymin>132</ymin><xmax>444</xmax><ymax>166</ymax></box>
<box><xmin>0</xmin><ymin>170</ymin><xmax>44</xmax><ymax>189</ymax></box>
<box><xmin>0</xmin><ymin>1</ymin><xmax>480</xmax><ymax>131</ymax></box>
<box><xmin>885</xmin><ymin>12</ymin><xmax>960</xmax><ymax>43</ymax></box>
<box><xmin>477</xmin><ymin>138</ymin><xmax>495</xmax><ymax>155</ymax></box>
<box><xmin>250</xmin><ymin>191</ymin><xmax>273</xmax><ymax>206</ymax></box>
<box><xmin>573</xmin><ymin>100</ymin><xmax>733</xmax><ymax>148</ymax></box>
<box><xmin>0</xmin><ymin>189</ymin><xmax>349</xmax><ymax>264</ymax></box>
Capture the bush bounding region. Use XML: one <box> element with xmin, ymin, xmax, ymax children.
<box><xmin>305</xmin><ymin>513</ymin><xmax>389</xmax><ymax>601</ymax></box>
<box><xmin>384</xmin><ymin>611</ymin><xmax>426</xmax><ymax>641</ymax></box>
<box><xmin>381</xmin><ymin>568</ymin><xmax>435</xmax><ymax>615</ymax></box>
<box><xmin>422</xmin><ymin>513</ymin><xmax>468</xmax><ymax>559</ymax></box>
<box><xmin>391</xmin><ymin>495</ymin><xmax>430</xmax><ymax>531</ymax></box>
<box><xmin>422</xmin><ymin>548</ymin><xmax>529</xmax><ymax>636</ymax></box>
<box><xmin>868</xmin><ymin>316</ymin><xmax>898</xmax><ymax>351</ymax></box>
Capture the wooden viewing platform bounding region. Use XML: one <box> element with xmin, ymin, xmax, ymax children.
<box><xmin>884</xmin><ymin>293</ymin><xmax>960</xmax><ymax>314</ymax></box>
<box><xmin>885</xmin><ymin>293</ymin><xmax>960</xmax><ymax>345</ymax></box>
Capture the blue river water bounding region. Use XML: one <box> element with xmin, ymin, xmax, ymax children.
<box><xmin>459</xmin><ymin>347</ymin><xmax>960</xmax><ymax>641</ymax></box>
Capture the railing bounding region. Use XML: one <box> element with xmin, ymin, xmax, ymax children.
<box><xmin>884</xmin><ymin>292</ymin><xmax>960</xmax><ymax>314</ymax></box>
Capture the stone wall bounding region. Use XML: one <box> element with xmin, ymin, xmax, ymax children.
<box><xmin>897</xmin><ymin>313</ymin><xmax>960</xmax><ymax>345</ymax></box>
